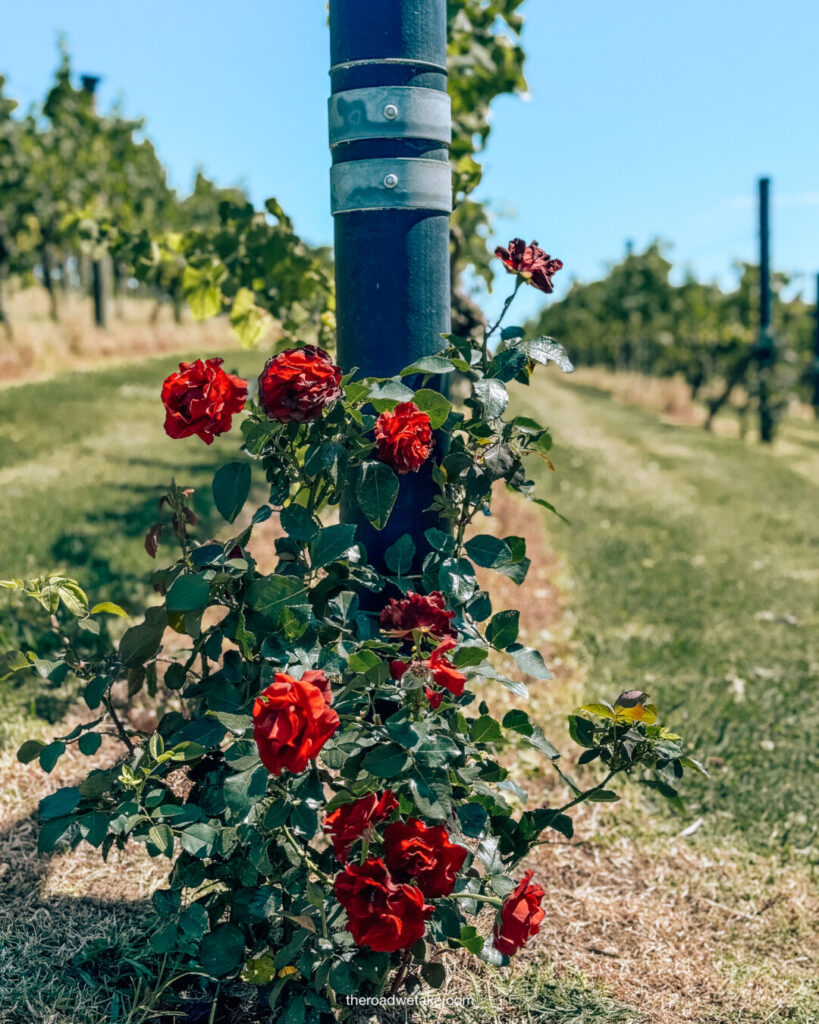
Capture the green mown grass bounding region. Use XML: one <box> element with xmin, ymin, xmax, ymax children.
<box><xmin>518</xmin><ymin>374</ymin><xmax>819</xmax><ymax>857</ymax></box>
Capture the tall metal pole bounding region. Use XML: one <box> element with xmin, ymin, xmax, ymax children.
<box><xmin>757</xmin><ymin>177</ymin><xmax>774</xmax><ymax>442</ymax></box>
<box><xmin>813</xmin><ymin>273</ymin><xmax>819</xmax><ymax>413</ymax></box>
<box><xmin>328</xmin><ymin>0</ymin><xmax>451</xmax><ymax>572</ymax></box>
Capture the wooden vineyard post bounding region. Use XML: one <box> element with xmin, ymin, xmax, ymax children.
<box><xmin>328</xmin><ymin>0</ymin><xmax>452</xmax><ymax>574</ymax></box>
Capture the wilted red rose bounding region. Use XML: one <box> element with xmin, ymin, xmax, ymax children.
<box><xmin>390</xmin><ymin>637</ymin><xmax>467</xmax><ymax>708</ymax></box>
<box><xmin>258</xmin><ymin>345</ymin><xmax>342</xmax><ymax>423</ymax></box>
<box><xmin>374</xmin><ymin>401</ymin><xmax>434</xmax><ymax>474</ymax></box>
<box><xmin>323</xmin><ymin>791</ymin><xmax>398</xmax><ymax>863</ymax></box>
<box><xmin>253</xmin><ymin>670</ymin><xmax>339</xmax><ymax>776</ymax></box>
<box><xmin>379</xmin><ymin>591</ymin><xmax>456</xmax><ymax>640</ymax></box>
<box><xmin>383</xmin><ymin>818</ymin><xmax>468</xmax><ymax>898</ymax></box>
<box><xmin>493</xmin><ymin>870</ymin><xmax>546</xmax><ymax>956</ymax></box>
<box><xmin>161</xmin><ymin>357</ymin><xmax>248</xmax><ymax>444</ymax></box>
<box><xmin>494</xmin><ymin>238</ymin><xmax>563</xmax><ymax>294</ymax></box>
<box><xmin>334</xmin><ymin>858</ymin><xmax>434</xmax><ymax>952</ymax></box>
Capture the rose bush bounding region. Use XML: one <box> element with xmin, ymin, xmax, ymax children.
<box><xmin>8</xmin><ymin>239</ymin><xmax>704</xmax><ymax>1021</ymax></box>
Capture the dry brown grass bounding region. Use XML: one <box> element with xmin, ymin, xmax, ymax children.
<box><xmin>0</xmin><ymin>287</ymin><xmax>234</xmax><ymax>384</ymax></box>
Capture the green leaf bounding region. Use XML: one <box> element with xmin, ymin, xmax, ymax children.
<box><xmin>280</xmin><ymin>504</ymin><xmax>318</xmax><ymax>542</ymax></box>
<box><xmin>148</xmin><ymin>824</ymin><xmax>175</xmax><ymax>857</ymax></box>
<box><xmin>470</xmin><ymin>715</ymin><xmax>502</xmax><ymax>744</ymax></box>
<box><xmin>510</xmin><ymin>645</ymin><xmax>552</xmax><ymax>680</ymax></box>
<box><xmin>78</xmin><ymin>732</ymin><xmax>102</xmax><ymax>756</ymax></box>
<box><xmin>246</xmin><ymin>576</ymin><xmax>308</xmax><ymax>622</ymax></box>
<box><xmin>362</xmin><ymin>743</ymin><xmax>410</xmax><ymax>779</ymax></box>
<box><xmin>385</xmin><ymin>533</ymin><xmax>416</xmax><ymax>575</ymax></box>
<box><xmin>521</xmin><ymin>336</ymin><xmax>575</xmax><ymax>373</ymax></box>
<box><xmin>580</xmin><ymin>702</ymin><xmax>616</xmax><ymax>720</ymax></box>
<box><xmin>487</xmin><ymin>610</ymin><xmax>519</xmax><ymax>649</ymax></box>
<box><xmin>183</xmin><ymin>262</ymin><xmax>224</xmax><ymax>320</ymax></box>
<box><xmin>356</xmin><ymin>461</ymin><xmax>399</xmax><ymax>531</ymax></box>
<box><xmin>421</xmin><ymin>961</ymin><xmax>447</xmax><ymax>987</ymax></box>
<box><xmin>208</xmin><ymin>710</ymin><xmax>253</xmax><ymax>735</ymax></box>
<box><xmin>166</xmin><ymin>574</ymin><xmax>210</xmax><ymax>613</ymax></box>
<box><xmin>90</xmin><ymin>602</ymin><xmax>128</xmax><ymax>618</ymax></box>
<box><xmin>83</xmin><ymin>675</ymin><xmax>110</xmax><ymax>710</ymax></box>
<box><xmin>401</xmin><ymin>355</ymin><xmax>455</xmax><ymax>375</ymax></box>
<box><xmin>0</xmin><ymin>649</ymin><xmax>31</xmax><ymax>682</ymax></box>
<box><xmin>309</xmin><ymin>524</ymin><xmax>357</xmax><ymax>568</ymax></box>
<box><xmin>465</xmin><ymin>535</ymin><xmax>513</xmax><ymax>569</ymax></box>
<box><xmin>412</xmin><ymin>388</ymin><xmax>451</xmax><ymax>428</ymax></box>
<box><xmin>224</xmin><ymin>765</ymin><xmax>268</xmax><ymax>820</ymax></box>
<box><xmin>454</xmin><ymin>926</ymin><xmax>484</xmax><ymax>955</ymax></box>
<box><xmin>472</xmin><ymin>378</ymin><xmax>509</xmax><ymax>420</ymax></box>
<box><xmin>212</xmin><ymin>462</ymin><xmax>252</xmax><ymax>524</ymax></box>
<box><xmin>119</xmin><ymin>609</ymin><xmax>166</xmax><ymax>668</ymax></box>
<box><xmin>179</xmin><ymin>822</ymin><xmax>219</xmax><ymax>858</ymax></box>
<box><xmin>568</xmin><ymin>715</ymin><xmax>596</xmax><ymax>748</ymax></box>
<box><xmin>198</xmin><ymin>923</ymin><xmax>246</xmax><ymax>977</ymax></box>
<box><xmin>17</xmin><ymin>739</ymin><xmax>45</xmax><ymax>764</ymax></box>
<box><xmin>587</xmin><ymin>790</ymin><xmax>621</xmax><ymax>803</ymax></box>
<box><xmin>229</xmin><ymin>287</ymin><xmax>273</xmax><ymax>348</ymax></box>
<box><xmin>39</xmin><ymin>786</ymin><xmax>81</xmax><ymax>820</ymax></box>
<box><xmin>39</xmin><ymin>741</ymin><xmax>65</xmax><ymax>773</ymax></box>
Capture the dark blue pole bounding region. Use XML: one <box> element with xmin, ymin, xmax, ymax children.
<box><xmin>813</xmin><ymin>273</ymin><xmax>819</xmax><ymax>412</ymax></box>
<box><xmin>757</xmin><ymin>177</ymin><xmax>774</xmax><ymax>442</ymax></box>
<box><xmin>328</xmin><ymin>0</ymin><xmax>451</xmax><ymax>572</ymax></box>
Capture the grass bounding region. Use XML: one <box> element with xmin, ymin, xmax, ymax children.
<box><xmin>517</xmin><ymin>372</ymin><xmax>819</xmax><ymax>858</ymax></box>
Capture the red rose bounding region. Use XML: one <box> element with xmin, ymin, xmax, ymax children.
<box><xmin>494</xmin><ymin>238</ymin><xmax>563</xmax><ymax>294</ymax></box>
<box><xmin>252</xmin><ymin>670</ymin><xmax>340</xmax><ymax>776</ymax></box>
<box><xmin>161</xmin><ymin>357</ymin><xmax>248</xmax><ymax>444</ymax></box>
<box><xmin>492</xmin><ymin>870</ymin><xmax>546</xmax><ymax>956</ymax></box>
<box><xmin>323</xmin><ymin>791</ymin><xmax>398</xmax><ymax>863</ymax></box>
<box><xmin>258</xmin><ymin>345</ymin><xmax>342</xmax><ymax>423</ymax></box>
<box><xmin>390</xmin><ymin>637</ymin><xmax>467</xmax><ymax>708</ymax></box>
<box><xmin>374</xmin><ymin>401</ymin><xmax>434</xmax><ymax>474</ymax></box>
<box><xmin>379</xmin><ymin>591</ymin><xmax>456</xmax><ymax>640</ymax></box>
<box><xmin>383</xmin><ymin>818</ymin><xmax>468</xmax><ymax>898</ymax></box>
<box><xmin>334</xmin><ymin>858</ymin><xmax>433</xmax><ymax>952</ymax></box>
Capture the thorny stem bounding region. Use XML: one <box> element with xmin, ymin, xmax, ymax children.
<box><xmin>103</xmin><ymin>696</ymin><xmax>134</xmax><ymax>754</ymax></box>
<box><xmin>483</xmin><ymin>277</ymin><xmax>523</xmax><ymax>364</ymax></box>
<box><xmin>281</xmin><ymin>824</ymin><xmax>331</xmax><ymax>885</ymax></box>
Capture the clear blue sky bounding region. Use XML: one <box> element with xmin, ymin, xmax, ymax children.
<box><xmin>3</xmin><ymin>0</ymin><xmax>819</xmax><ymax>321</ymax></box>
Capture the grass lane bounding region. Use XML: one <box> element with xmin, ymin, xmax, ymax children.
<box><xmin>519</xmin><ymin>374</ymin><xmax>819</xmax><ymax>856</ymax></box>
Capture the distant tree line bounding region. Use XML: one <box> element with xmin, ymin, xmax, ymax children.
<box><xmin>526</xmin><ymin>242</ymin><xmax>818</xmax><ymax>415</ymax></box>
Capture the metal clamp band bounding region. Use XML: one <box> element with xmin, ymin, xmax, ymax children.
<box><xmin>329</xmin><ymin>86</ymin><xmax>451</xmax><ymax>147</ymax></box>
<box><xmin>330</xmin><ymin>157</ymin><xmax>452</xmax><ymax>215</ymax></box>
<box><xmin>330</xmin><ymin>58</ymin><xmax>448</xmax><ymax>76</ymax></box>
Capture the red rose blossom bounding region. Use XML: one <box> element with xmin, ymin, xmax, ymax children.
<box><xmin>390</xmin><ymin>637</ymin><xmax>467</xmax><ymax>708</ymax></box>
<box><xmin>374</xmin><ymin>401</ymin><xmax>434</xmax><ymax>474</ymax></box>
<box><xmin>161</xmin><ymin>357</ymin><xmax>248</xmax><ymax>444</ymax></box>
<box><xmin>492</xmin><ymin>870</ymin><xmax>546</xmax><ymax>956</ymax></box>
<box><xmin>494</xmin><ymin>238</ymin><xmax>563</xmax><ymax>294</ymax></box>
<box><xmin>258</xmin><ymin>345</ymin><xmax>342</xmax><ymax>423</ymax></box>
<box><xmin>383</xmin><ymin>818</ymin><xmax>468</xmax><ymax>898</ymax></box>
<box><xmin>379</xmin><ymin>591</ymin><xmax>456</xmax><ymax>640</ymax></box>
<box><xmin>323</xmin><ymin>791</ymin><xmax>398</xmax><ymax>863</ymax></box>
<box><xmin>252</xmin><ymin>670</ymin><xmax>339</xmax><ymax>776</ymax></box>
<box><xmin>334</xmin><ymin>858</ymin><xmax>434</xmax><ymax>952</ymax></box>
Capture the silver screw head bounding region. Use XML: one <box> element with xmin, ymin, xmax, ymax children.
<box><xmin>384</xmin><ymin>104</ymin><xmax>399</xmax><ymax>120</ymax></box>
<box><xmin>384</xmin><ymin>173</ymin><xmax>399</xmax><ymax>189</ymax></box>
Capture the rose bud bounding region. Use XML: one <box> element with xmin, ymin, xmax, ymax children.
<box><xmin>492</xmin><ymin>870</ymin><xmax>546</xmax><ymax>956</ymax></box>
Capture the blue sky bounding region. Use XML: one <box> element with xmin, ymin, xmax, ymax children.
<box><xmin>3</xmin><ymin>0</ymin><xmax>818</xmax><ymax>321</ymax></box>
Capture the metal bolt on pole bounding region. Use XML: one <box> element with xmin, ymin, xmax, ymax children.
<box><xmin>328</xmin><ymin>0</ymin><xmax>451</xmax><ymax>572</ymax></box>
